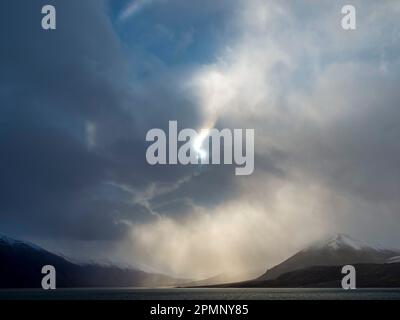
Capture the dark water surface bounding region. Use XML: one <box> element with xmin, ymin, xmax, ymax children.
<box><xmin>1</xmin><ymin>288</ymin><xmax>400</xmax><ymax>300</ymax></box>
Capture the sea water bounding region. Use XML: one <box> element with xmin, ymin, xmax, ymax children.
<box><xmin>1</xmin><ymin>288</ymin><xmax>400</xmax><ymax>300</ymax></box>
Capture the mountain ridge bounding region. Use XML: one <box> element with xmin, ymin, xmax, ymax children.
<box><xmin>205</xmin><ymin>262</ymin><xmax>400</xmax><ymax>288</ymax></box>
<box><xmin>187</xmin><ymin>234</ymin><xmax>400</xmax><ymax>288</ymax></box>
<box><xmin>0</xmin><ymin>233</ymin><xmax>186</xmax><ymax>288</ymax></box>
<box><xmin>257</xmin><ymin>233</ymin><xmax>399</xmax><ymax>281</ymax></box>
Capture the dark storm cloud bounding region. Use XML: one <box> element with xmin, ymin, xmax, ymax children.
<box><xmin>0</xmin><ymin>0</ymin><xmax>247</xmax><ymax>242</ymax></box>
<box><xmin>0</xmin><ymin>0</ymin><xmax>143</xmax><ymax>240</ymax></box>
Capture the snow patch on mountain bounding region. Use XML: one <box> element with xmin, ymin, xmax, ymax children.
<box><xmin>258</xmin><ymin>233</ymin><xmax>400</xmax><ymax>281</ymax></box>
<box><xmin>387</xmin><ymin>256</ymin><xmax>400</xmax><ymax>264</ymax></box>
<box><xmin>0</xmin><ymin>234</ymin><xmax>44</xmax><ymax>252</ymax></box>
<box><xmin>305</xmin><ymin>233</ymin><xmax>386</xmax><ymax>252</ymax></box>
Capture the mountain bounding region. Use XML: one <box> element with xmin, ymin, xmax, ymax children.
<box><xmin>0</xmin><ymin>234</ymin><xmax>183</xmax><ymax>288</ymax></box>
<box><xmin>209</xmin><ymin>262</ymin><xmax>400</xmax><ymax>288</ymax></box>
<box><xmin>191</xmin><ymin>234</ymin><xmax>400</xmax><ymax>288</ymax></box>
<box><xmin>257</xmin><ymin>233</ymin><xmax>399</xmax><ymax>281</ymax></box>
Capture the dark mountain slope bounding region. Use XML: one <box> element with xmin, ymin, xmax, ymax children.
<box><xmin>258</xmin><ymin>234</ymin><xmax>399</xmax><ymax>281</ymax></box>
<box><xmin>213</xmin><ymin>262</ymin><xmax>400</xmax><ymax>288</ymax></box>
<box><xmin>0</xmin><ymin>235</ymin><xmax>182</xmax><ymax>288</ymax></box>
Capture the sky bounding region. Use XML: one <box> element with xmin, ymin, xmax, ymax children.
<box><xmin>1</xmin><ymin>0</ymin><xmax>400</xmax><ymax>279</ymax></box>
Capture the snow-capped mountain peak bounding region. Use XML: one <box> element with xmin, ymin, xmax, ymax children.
<box><xmin>258</xmin><ymin>233</ymin><xmax>399</xmax><ymax>281</ymax></box>
<box><xmin>326</xmin><ymin>234</ymin><xmax>365</xmax><ymax>250</ymax></box>
<box><xmin>306</xmin><ymin>233</ymin><xmax>385</xmax><ymax>252</ymax></box>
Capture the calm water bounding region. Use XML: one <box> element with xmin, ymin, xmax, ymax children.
<box><xmin>1</xmin><ymin>288</ymin><xmax>400</xmax><ymax>300</ymax></box>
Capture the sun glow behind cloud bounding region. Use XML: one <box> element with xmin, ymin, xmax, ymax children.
<box><xmin>193</xmin><ymin>128</ymin><xmax>210</xmax><ymax>161</ymax></box>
